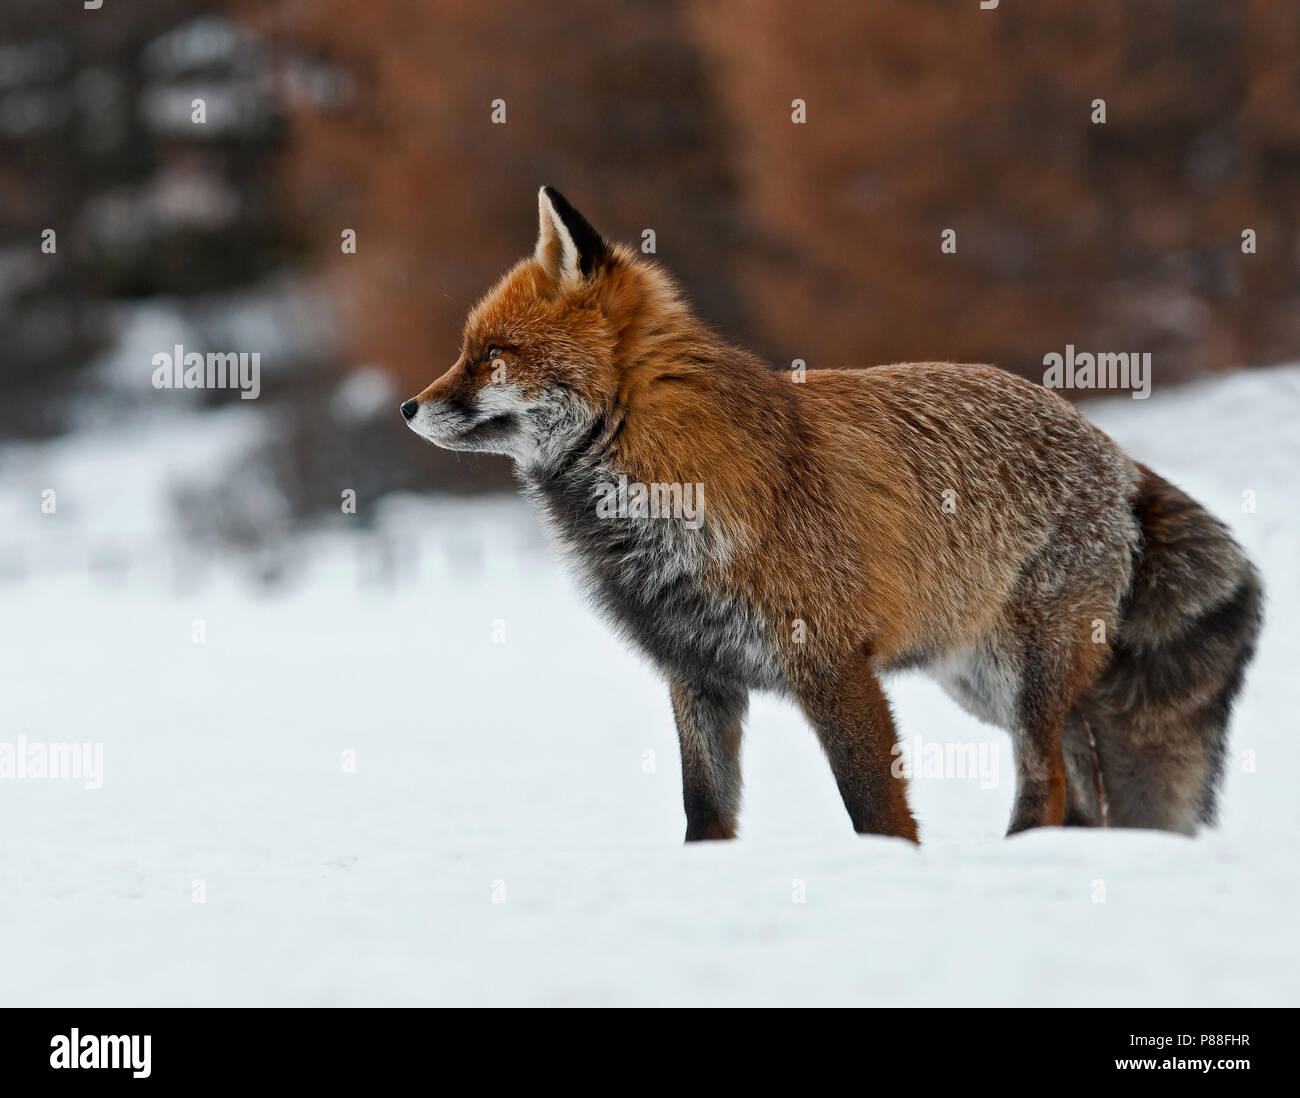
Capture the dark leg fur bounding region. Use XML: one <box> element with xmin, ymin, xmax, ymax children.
<box><xmin>1008</xmin><ymin>646</ymin><xmax>1073</xmax><ymax>834</ymax></box>
<box><xmin>794</xmin><ymin>649</ymin><xmax>919</xmax><ymax>842</ymax></box>
<box><xmin>1002</xmin><ymin>527</ymin><xmax>1121</xmax><ymax>835</ymax></box>
<box><xmin>1062</xmin><ymin>714</ymin><xmax>1105</xmax><ymax>827</ymax></box>
<box><xmin>669</xmin><ymin>679</ymin><xmax>747</xmax><ymax>841</ymax></box>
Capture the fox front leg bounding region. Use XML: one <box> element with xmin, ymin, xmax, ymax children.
<box><xmin>668</xmin><ymin>679</ymin><xmax>747</xmax><ymax>841</ymax></box>
<box><xmin>793</xmin><ymin>649</ymin><xmax>920</xmax><ymax>843</ymax></box>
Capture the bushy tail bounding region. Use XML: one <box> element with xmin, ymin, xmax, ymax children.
<box><xmin>1074</xmin><ymin>465</ymin><xmax>1262</xmax><ymax>832</ymax></box>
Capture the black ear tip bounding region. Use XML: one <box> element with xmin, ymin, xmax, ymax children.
<box><xmin>541</xmin><ymin>185</ymin><xmax>575</xmax><ymax>218</ymax></box>
<box><xmin>539</xmin><ymin>186</ymin><xmax>608</xmax><ymax>275</ymax></box>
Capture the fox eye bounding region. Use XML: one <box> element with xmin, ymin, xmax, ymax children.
<box><xmin>485</xmin><ymin>345</ymin><xmax>503</xmax><ymax>361</ymax></box>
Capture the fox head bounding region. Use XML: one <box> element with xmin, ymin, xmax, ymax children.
<box><xmin>401</xmin><ymin>186</ymin><xmax>659</xmax><ymax>468</ymax></box>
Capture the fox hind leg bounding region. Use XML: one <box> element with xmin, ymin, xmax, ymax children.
<box><xmin>1007</xmin><ymin>621</ymin><xmax>1116</xmax><ymax>835</ymax></box>
<box><xmin>928</xmin><ymin>631</ymin><xmax>1089</xmax><ymax>834</ymax></box>
<box><xmin>1061</xmin><ymin>713</ymin><xmax>1105</xmax><ymax>827</ymax></box>
<box><xmin>1007</xmin><ymin>688</ymin><xmax>1069</xmax><ymax>833</ymax></box>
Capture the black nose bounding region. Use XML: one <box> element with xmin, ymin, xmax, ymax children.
<box><xmin>400</xmin><ymin>398</ymin><xmax>419</xmax><ymax>422</ymax></box>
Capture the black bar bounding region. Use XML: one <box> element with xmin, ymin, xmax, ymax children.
<box><xmin>1</xmin><ymin>1007</ymin><xmax>1289</xmax><ymax>1086</ymax></box>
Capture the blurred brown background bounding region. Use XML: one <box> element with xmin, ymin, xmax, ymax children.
<box><xmin>3</xmin><ymin>0</ymin><xmax>1298</xmax><ymax>522</ymax></box>
<box><xmin>250</xmin><ymin>0</ymin><xmax>1300</xmax><ymax>382</ymax></box>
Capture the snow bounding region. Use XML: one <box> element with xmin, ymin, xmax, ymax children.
<box><xmin>0</xmin><ymin>367</ymin><xmax>1296</xmax><ymax>1006</ymax></box>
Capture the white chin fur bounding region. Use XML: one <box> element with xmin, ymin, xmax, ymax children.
<box><xmin>407</xmin><ymin>383</ymin><xmax>534</xmax><ymax>457</ymax></box>
<box><xmin>406</xmin><ymin>381</ymin><xmax>599</xmax><ymax>468</ymax></box>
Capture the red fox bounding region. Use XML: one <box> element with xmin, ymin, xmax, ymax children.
<box><xmin>401</xmin><ymin>187</ymin><xmax>1261</xmax><ymax>843</ymax></box>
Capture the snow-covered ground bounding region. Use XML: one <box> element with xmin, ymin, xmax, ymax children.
<box><xmin>0</xmin><ymin>366</ymin><xmax>1296</xmax><ymax>1006</ymax></box>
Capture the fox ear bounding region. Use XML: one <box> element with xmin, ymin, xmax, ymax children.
<box><xmin>535</xmin><ymin>186</ymin><xmax>608</xmax><ymax>286</ymax></box>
